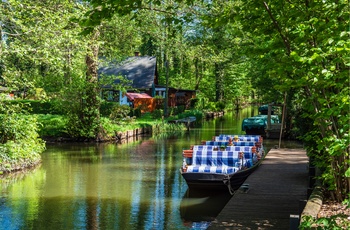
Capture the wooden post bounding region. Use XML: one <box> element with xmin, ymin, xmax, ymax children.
<box><xmin>279</xmin><ymin>92</ymin><xmax>287</xmax><ymax>148</ymax></box>
<box><xmin>267</xmin><ymin>104</ymin><xmax>272</xmax><ymax>138</ymax></box>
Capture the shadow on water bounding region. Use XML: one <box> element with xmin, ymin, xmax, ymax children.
<box><xmin>180</xmin><ymin>189</ymin><xmax>233</xmax><ymax>229</ymax></box>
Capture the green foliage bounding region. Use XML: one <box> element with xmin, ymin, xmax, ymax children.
<box><xmin>216</xmin><ymin>101</ymin><xmax>226</xmax><ymax>111</ymax></box>
<box><xmin>193</xmin><ymin>93</ymin><xmax>209</xmax><ymax>110</ymax></box>
<box><xmin>99</xmin><ymin>117</ymin><xmax>119</xmax><ymax>136</ymax></box>
<box><xmin>204</xmin><ymin>101</ymin><xmax>226</xmax><ymax>112</ymax></box>
<box><xmin>98</xmin><ymin>73</ymin><xmax>133</xmax><ymax>93</ymax></box>
<box><xmin>189</xmin><ymin>98</ymin><xmax>198</xmax><ymax>109</ymax></box>
<box><xmin>1</xmin><ymin>0</ymin><xmax>88</xmax><ymax>95</ymax></box>
<box><xmin>129</xmin><ymin>107</ymin><xmax>142</xmax><ymax>118</ymax></box>
<box><xmin>1</xmin><ymin>0</ymin><xmax>348</xmax><ymax>201</ymax></box>
<box><xmin>152</xmin><ymin>122</ymin><xmax>185</xmax><ymax>138</ymax></box>
<box><xmin>233</xmin><ymin>0</ymin><xmax>350</xmax><ymax>200</ymax></box>
<box><xmin>0</xmin><ymin>101</ymin><xmax>45</xmax><ymax>171</ymax></box>
<box><xmin>37</xmin><ymin>114</ymin><xmax>67</xmax><ymax>137</ymax></box>
<box><xmin>176</xmin><ymin>105</ymin><xmax>185</xmax><ymax>114</ymax></box>
<box><xmin>177</xmin><ymin>109</ymin><xmax>203</xmax><ymax>121</ymax></box>
<box><xmin>100</xmin><ymin>101</ymin><xmax>117</xmax><ymax>117</ymax></box>
<box><xmin>109</xmin><ymin>104</ymin><xmax>131</xmax><ymax>124</ymax></box>
<box><xmin>152</xmin><ymin>109</ymin><xmax>164</xmax><ymax>119</ymax></box>
<box><xmin>206</xmin><ymin>102</ymin><xmax>217</xmax><ymax>112</ymax></box>
<box><xmin>300</xmin><ymin>214</ymin><xmax>350</xmax><ymax>230</ymax></box>
<box><xmin>4</xmin><ymin>99</ymin><xmax>63</xmax><ymax>115</ymax></box>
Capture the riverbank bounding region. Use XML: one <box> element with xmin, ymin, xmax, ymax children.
<box><xmin>0</xmin><ymin>158</ymin><xmax>42</xmax><ymax>174</ymax></box>
<box><xmin>0</xmin><ymin>117</ymin><xmax>189</xmax><ymax>174</ymax></box>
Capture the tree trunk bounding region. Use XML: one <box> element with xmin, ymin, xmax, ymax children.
<box><xmin>84</xmin><ymin>29</ymin><xmax>100</xmax><ymax>138</ymax></box>
<box><xmin>215</xmin><ymin>63</ymin><xmax>224</xmax><ymax>101</ymax></box>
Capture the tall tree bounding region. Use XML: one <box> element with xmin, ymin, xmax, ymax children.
<box><xmin>0</xmin><ymin>0</ymin><xmax>88</xmax><ymax>95</ymax></box>
<box><xmin>231</xmin><ymin>1</ymin><xmax>350</xmax><ymax>201</ymax></box>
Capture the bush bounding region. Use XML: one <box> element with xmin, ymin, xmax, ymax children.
<box><xmin>0</xmin><ymin>113</ymin><xmax>45</xmax><ymax>171</ymax></box>
<box><xmin>189</xmin><ymin>98</ymin><xmax>199</xmax><ymax>109</ymax></box>
<box><xmin>177</xmin><ymin>109</ymin><xmax>203</xmax><ymax>121</ymax></box>
<box><xmin>109</xmin><ymin>104</ymin><xmax>131</xmax><ymax>123</ymax></box>
<box><xmin>152</xmin><ymin>109</ymin><xmax>163</xmax><ymax>119</ymax></box>
<box><xmin>37</xmin><ymin>114</ymin><xmax>67</xmax><ymax>137</ymax></box>
<box><xmin>216</xmin><ymin>101</ymin><xmax>226</xmax><ymax>111</ymax></box>
<box><xmin>100</xmin><ymin>101</ymin><xmax>116</xmax><ymax>117</ymax></box>
<box><xmin>206</xmin><ymin>102</ymin><xmax>217</xmax><ymax>111</ymax></box>
<box><xmin>4</xmin><ymin>99</ymin><xmax>63</xmax><ymax>115</ymax></box>
<box><xmin>129</xmin><ymin>107</ymin><xmax>142</xmax><ymax>118</ymax></box>
<box><xmin>177</xmin><ymin>105</ymin><xmax>185</xmax><ymax>114</ymax></box>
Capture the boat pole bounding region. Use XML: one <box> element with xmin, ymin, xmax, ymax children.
<box><xmin>279</xmin><ymin>92</ymin><xmax>287</xmax><ymax>148</ymax></box>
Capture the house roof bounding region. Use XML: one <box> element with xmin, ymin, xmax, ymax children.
<box><xmin>98</xmin><ymin>56</ymin><xmax>157</xmax><ymax>89</ymax></box>
<box><xmin>125</xmin><ymin>92</ymin><xmax>152</xmax><ymax>101</ymax></box>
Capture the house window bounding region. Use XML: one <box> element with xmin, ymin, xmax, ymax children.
<box><xmin>155</xmin><ymin>88</ymin><xmax>166</xmax><ymax>98</ymax></box>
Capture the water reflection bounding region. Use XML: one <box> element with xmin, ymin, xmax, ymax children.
<box><xmin>0</xmin><ymin>137</ymin><xmax>190</xmax><ymax>230</ymax></box>
<box><xmin>180</xmin><ymin>189</ymin><xmax>232</xmax><ymax>229</ymax></box>
<box><xmin>0</xmin><ymin>108</ymin><xmax>303</xmax><ymax>230</ymax></box>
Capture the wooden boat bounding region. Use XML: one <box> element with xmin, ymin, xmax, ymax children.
<box><xmin>241</xmin><ymin>114</ymin><xmax>280</xmax><ymax>136</ymax></box>
<box><xmin>242</xmin><ymin>104</ymin><xmax>285</xmax><ymax>138</ymax></box>
<box><xmin>180</xmin><ymin>135</ymin><xmax>265</xmax><ymax>194</ymax></box>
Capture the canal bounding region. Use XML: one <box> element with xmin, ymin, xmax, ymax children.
<box><xmin>0</xmin><ymin>107</ymin><xmax>302</xmax><ymax>230</ymax></box>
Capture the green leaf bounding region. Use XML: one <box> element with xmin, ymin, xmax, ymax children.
<box><xmin>345</xmin><ymin>168</ymin><xmax>350</xmax><ymax>177</ymax></box>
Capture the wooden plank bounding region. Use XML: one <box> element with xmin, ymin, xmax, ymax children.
<box><xmin>209</xmin><ymin>148</ymin><xmax>308</xmax><ymax>229</ymax></box>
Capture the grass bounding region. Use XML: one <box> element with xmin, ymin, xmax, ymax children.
<box><xmin>36</xmin><ymin>112</ymin><xmax>187</xmax><ymax>139</ymax></box>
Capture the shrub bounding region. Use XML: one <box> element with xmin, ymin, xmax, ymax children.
<box><xmin>216</xmin><ymin>101</ymin><xmax>226</xmax><ymax>111</ymax></box>
<box><xmin>4</xmin><ymin>99</ymin><xmax>64</xmax><ymax>115</ymax></box>
<box><xmin>37</xmin><ymin>114</ymin><xmax>67</xmax><ymax>137</ymax></box>
<box><xmin>109</xmin><ymin>104</ymin><xmax>131</xmax><ymax>124</ymax></box>
<box><xmin>177</xmin><ymin>105</ymin><xmax>185</xmax><ymax>114</ymax></box>
<box><xmin>129</xmin><ymin>107</ymin><xmax>142</xmax><ymax>118</ymax></box>
<box><xmin>152</xmin><ymin>109</ymin><xmax>163</xmax><ymax>119</ymax></box>
<box><xmin>100</xmin><ymin>101</ymin><xmax>116</xmax><ymax>117</ymax></box>
<box><xmin>0</xmin><ymin>113</ymin><xmax>45</xmax><ymax>171</ymax></box>
<box><xmin>189</xmin><ymin>98</ymin><xmax>199</xmax><ymax>109</ymax></box>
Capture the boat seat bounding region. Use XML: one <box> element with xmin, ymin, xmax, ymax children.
<box><xmin>186</xmin><ymin>165</ymin><xmax>239</xmax><ymax>174</ymax></box>
<box><xmin>193</xmin><ymin>145</ymin><xmax>254</xmax><ymax>153</ymax></box>
<box><xmin>214</xmin><ymin>136</ymin><xmax>261</xmax><ymax>142</ymax></box>
<box><xmin>205</xmin><ymin>141</ymin><xmax>256</xmax><ymax>146</ymax></box>
<box><xmin>224</xmin><ymin>146</ymin><xmax>255</xmax><ymax>153</ymax></box>
<box><xmin>191</xmin><ymin>150</ymin><xmax>253</xmax><ymax>167</ymax></box>
<box><xmin>192</xmin><ymin>145</ymin><xmax>217</xmax><ymax>151</ymax></box>
<box><xmin>219</xmin><ymin>134</ymin><xmax>261</xmax><ymax>138</ymax></box>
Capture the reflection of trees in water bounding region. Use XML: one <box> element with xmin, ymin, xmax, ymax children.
<box><xmin>0</xmin><ymin>165</ymin><xmax>42</xmax><ymax>189</ymax></box>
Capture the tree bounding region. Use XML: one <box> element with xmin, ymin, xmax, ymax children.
<box><xmin>232</xmin><ymin>1</ymin><xmax>350</xmax><ymax>201</ymax></box>
<box><xmin>0</xmin><ymin>0</ymin><xmax>88</xmax><ymax>95</ymax></box>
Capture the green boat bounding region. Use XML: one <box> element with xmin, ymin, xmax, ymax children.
<box><xmin>242</xmin><ymin>106</ymin><xmax>280</xmax><ymax>136</ymax></box>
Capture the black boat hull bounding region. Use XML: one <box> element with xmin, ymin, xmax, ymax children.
<box><xmin>181</xmin><ymin>162</ymin><xmax>261</xmax><ymax>193</ymax></box>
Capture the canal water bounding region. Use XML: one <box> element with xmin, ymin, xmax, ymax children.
<box><xmin>0</xmin><ymin>107</ymin><xmax>302</xmax><ymax>230</ymax></box>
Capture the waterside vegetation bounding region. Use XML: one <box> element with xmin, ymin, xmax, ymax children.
<box><xmin>0</xmin><ymin>1</ymin><xmax>349</xmax><ymax>227</ymax></box>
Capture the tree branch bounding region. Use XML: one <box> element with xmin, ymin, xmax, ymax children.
<box><xmin>1</xmin><ymin>31</ymin><xmax>22</xmax><ymax>37</ymax></box>
<box><xmin>263</xmin><ymin>1</ymin><xmax>291</xmax><ymax>55</ymax></box>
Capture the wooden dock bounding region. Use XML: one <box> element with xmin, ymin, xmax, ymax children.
<box><xmin>208</xmin><ymin>148</ymin><xmax>309</xmax><ymax>230</ymax></box>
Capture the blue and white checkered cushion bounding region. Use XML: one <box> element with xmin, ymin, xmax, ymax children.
<box><xmin>192</xmin><ymin>145</ymin><xmax>216</xmax><ymax>151</ymax></box>
<box><xmin>192</xmin><ymin>150</ymin><xmax>240</xmax><ymax>166</ymax></box>
<box><xmin>186</xmin><ymin>165</ymin><xmax>239</xmax><ymax>174</ymax></box>
<box><xmin>205</xmin><ymin>141</ymin><xmax>256</xmax><ymax>146</ymax></box>
<box><xmin>225</xmin><ymin>146</ymin><xmax>253</xmax><ymax>152</ymax></box>
<box><xmin>186</xmin><ymin>148</ymin><xmax>256</xmax><ymax>174</ymax></box>
<box><xmin>215</xmin><ymin>135</ymin><xmax>261</xmax><ymax>142</ymax></box>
